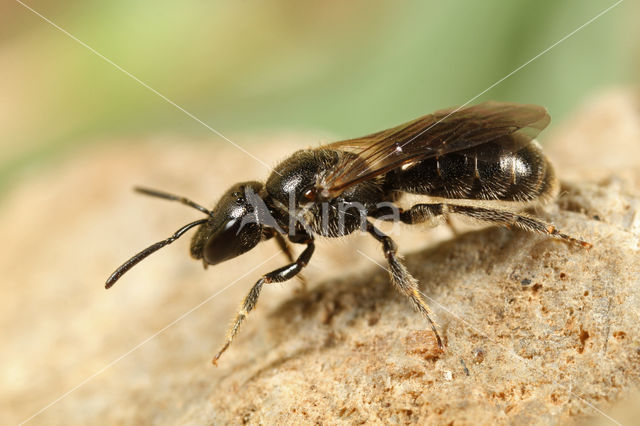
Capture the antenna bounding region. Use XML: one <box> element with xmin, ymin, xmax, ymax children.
<box><xmin>105</xmin><ymin>218</ymin><xmax>208</xmax><ymax>289</ymax></box>
<box><xmin>134</xmin><ymin>186</ymin><xmax>212</xmax><ymax>216</ymax></box>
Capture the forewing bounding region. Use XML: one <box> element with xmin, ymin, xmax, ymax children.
<box><xmin>321</xmin><ymin>101</ymin><xmax>550</xmax><ymax>196</ymax></box>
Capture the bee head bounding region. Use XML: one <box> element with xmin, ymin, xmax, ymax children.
<box><xmin>190</xmin><ymin>181</ymin><xmax>265</xmax><ymax>266</ymax></box>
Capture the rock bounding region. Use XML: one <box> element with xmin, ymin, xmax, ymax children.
<box><xmin>1</xmin><ymin>91</ymin><xmax>639</xmax><ymax>425</ymax></box>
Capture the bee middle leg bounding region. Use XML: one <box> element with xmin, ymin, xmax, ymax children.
<box><xmin>365</xmin><ymin>220</ymin><xmax>443</xmax><ymax>348</ymax></box>
<box><xmin>212</xmin><ymin>239</ymin><xmax>315</xmax><ymax>365</ymax></box>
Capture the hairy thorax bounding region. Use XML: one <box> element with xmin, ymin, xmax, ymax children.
<box><xmin>265</xmin><ymin>149</ymin><xmax>384</xmax><ymax>237</ymax></box>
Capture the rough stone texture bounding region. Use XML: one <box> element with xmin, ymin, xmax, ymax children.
<box><xmin>1</xmin><ymin>90</ymin><xmax>639</xmax><ymax>425</ymax></box>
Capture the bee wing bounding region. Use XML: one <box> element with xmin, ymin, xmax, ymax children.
<box><xmin>320</xmin><ymin>101</ymin><xmax>550</xmax><ymax>197</ymax></box>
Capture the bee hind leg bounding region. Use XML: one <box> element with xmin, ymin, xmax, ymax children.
<box><xmin>375</xmin><ymin>202</ymin><xmax>591</xmax><ymax>249</ymax></box>
<box><xmin>370</xmin><ymin>202</ymin><xmax>445</xmax><ymax>226</ymax></box>
<box><xmin>446</xmin><ymin>204</ymin><xmax>592</xmax><ymax>249</ymax></box>
<box><xmin>365</xmin><ymin>221</ymin><xmax>443</xmax><ymax>349</ymax></box>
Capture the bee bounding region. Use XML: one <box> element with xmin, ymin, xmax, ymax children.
<box><xmin>106</xmin><ymin>101</ymin><xmax>591</xmax><ymax>365</ymax></box>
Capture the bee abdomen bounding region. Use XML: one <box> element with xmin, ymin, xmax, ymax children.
<box><xmin>385</xmin><ymin>141</ymin><xmax>556</xmax><ymax>204</ymax></box>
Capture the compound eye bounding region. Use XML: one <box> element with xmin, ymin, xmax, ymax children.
<box><xmin>203</xmin><ymin>218</ymin><xmax>261</xmax><ymax>266</ymax></box>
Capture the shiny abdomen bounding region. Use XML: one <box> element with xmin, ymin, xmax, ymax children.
<box><xmin>384</xmin><ymin>141</ymin><xmax>556</xmax><ymax>204</ymax></box>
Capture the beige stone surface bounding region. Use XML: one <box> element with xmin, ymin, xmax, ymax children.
<box><xmin>1</xmin><ymin>91</ymin><xmax>639</xmax><ymax>425</ymax></box>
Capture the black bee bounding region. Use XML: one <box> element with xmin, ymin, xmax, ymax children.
<box><xmin>106</xmin><ymin>102</ymin><xmax>590</xmax><ymax>364</ymax></box>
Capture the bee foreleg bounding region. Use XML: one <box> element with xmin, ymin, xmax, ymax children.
<box><xmin>365</xmin><ymin>221</ymin><xmax>443</xmax><ymax>349</ymax></box>
<box><xmin>273</xmin><ymin>232</ymin><xmax>308</xmax><ymax>291</ymax></box>
<box><xmin>212</xmin><ymin>239</ymin><xmax>315</xmax><ymax>365</ymax></box>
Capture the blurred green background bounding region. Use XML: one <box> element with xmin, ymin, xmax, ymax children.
<box><xmin>1</xmin><ymin>0</ymin><xmax>638</xmax><ymax>194</ymax></box>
